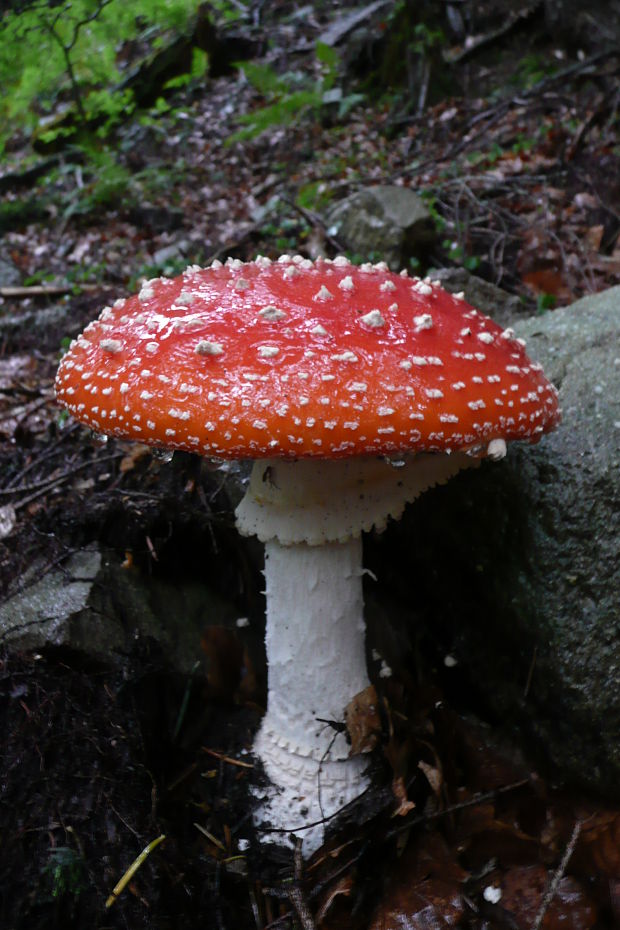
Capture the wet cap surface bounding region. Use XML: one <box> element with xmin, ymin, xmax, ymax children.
<box><xmin>55</xmin><ymin>256</ymin><xmax>561</xmax><ymax>459</ymax></box>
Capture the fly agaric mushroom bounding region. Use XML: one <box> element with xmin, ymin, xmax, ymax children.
<box><xmin>55</xmin><ymin>255</ymin><xmax>560</xmax><ymax>853</ymax></box>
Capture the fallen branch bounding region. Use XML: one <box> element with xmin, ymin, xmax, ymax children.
<box><xmin>444</xmin><ymin>1</ymin><xmax>543</xmax><ymax>64</ymax></box>
<box><xmin>263</xmin><ymin>839</ymin><xmax>316</xmax><ymax>930</ymax></box>
<box><xmin>0</xmin><ymin>451</ymin><xmax>124</xmax><ymax>504</ymax></box>
<box><xmin>531</xmin><ymin>819</ymin><xmax>583</xmax><ymax>930</ymax></box>
<box><xmin>280</xmin><ymin>196</ymin><xmax>345</xmax><ymax>254</ymax></box>
<box><xmin>0</xmin><ymin>283</ymin><xmax>102</xmax><ymax>298</ymax></box>
<box><xmin>317</xmin><ymin>0</ymin><xmax>391</xmax><ymax>48</ymax></box>
<box><xmin>386</xmin><ymin>777</ymin><xmax>531</xmax><ymax>840</ymax></box>
<box><xmin>201</xmin><ymin>746</ymin><xmax>254</xmax><ymax>769</ymax></box>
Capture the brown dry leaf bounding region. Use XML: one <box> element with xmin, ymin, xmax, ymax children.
<box><xmin>588</xmin><ymin>254</ymin><xmax>620</xmax><ymax>275</ymax></box>
<box><xmin>521</xmin><ymin>268</ymin><xmax>573</xmax><ymax>302</ymax></box>
<box><xmin>455</xmin><ymin>799</ymin><xmax>540</xmax><ymax>870</ymax></box>
<box><xmin>119</xmin><ymin>443</ymin><xmax>151</xmax><ymax>473</ymax></box>
<box><xmin>584</xmin><ymin>224</ymin><xmax>604</xmax><ymax>251</ymax></box>
<box><xmin>368</xmin><ymin>835</ymin><xmax>466</xmax><ymax>930</ymax></box>
<box><xmin>545</xmin><ymin>186</ymin><xmax>568</xmax><ymax>202</ymax></box>
<box><xmin>574</xmin><ymin>810</ymin><xmax>620</xmax><ymax>878</ymax></box>
<box><xmin>316</xmin><ymin>874</ymin><xmax>354</xmax><ymax>926</ymax></box>
<box><xmin>391</xmin><ymin>774</ymin><xmax>415</xmax><ymax>817</ymax></box>
<box><xmin>369</xmin><ymin>878</ymin><xmax>463</xmax><ymax>930</ymax></box>
<box><xmin>417</xmin><ymin>759</ymin><xmax>442</xmax><ymax>797</ymax></box>
<box><xmin>344</xmin><ymin>685</ymin><xmax>381</xmax><ymax>756</ymax></box>
<box><xmin>542</xmin><ymin>806</ymin><xmax>620</xmax><ymax>880</ymax></box>
<box><xmin>499</xmin><ymin>865</ymin><xmax>597</xmax><ymax>930</ymax></box>
<box><xmin>573</xmin><ymin>191</ymin><xmax>599</xmax><ymax>210</ymax></box>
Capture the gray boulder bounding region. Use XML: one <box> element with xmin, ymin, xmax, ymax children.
<box><xmin>0</xmin><ymin>546</ymin><xmax>243</xmax><ymax>676</ymax></box>
<box><xmin>376</xmin><ymin>286</ymin><xmax>619</xmax><ymax>795</ymax></box>
<box><xmin>429</xmin><ymin>266</ymin><xmax>527</xmax><ymax>329</ymax></box>
<box><xmin>324</xmin><ymin>185</ymin><xmax>436</xmax><ymax>268</ymax></box>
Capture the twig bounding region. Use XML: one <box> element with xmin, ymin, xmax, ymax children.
<box><xmin>248</xmin><ymin>881</ymin><xmax>264</xmax><ymax>929</ymax></box>
<box><xmin>205</xmin><ymin>223</ymin><xmax>262</xmax><ymax>264</ymax></box>
<box><xmin>194</xmin><ymin>822</ymin><xmax>226</xmax><ymax>851</ymax></box>
<box><xmin>286</xmin><ymin>839</ymin><xmax>316</xmax><ymax>930</ymax></box>
<box><xmin>386</xmin><ymin>778</ymin><xmax>531</xmax><ymax>840</ymax></box>
<box><xmin>2</xmin><ymin>421</ymin><xmax>81</xmax><ymax>490</ymax></box>
<box><xmin>443</xmin><ymin>1</ymin><xmax>543</xmax><ymax>64</ymax></box>
<box><xmin>172</xmin><ymin>660</ymin><xmax>201</xmax><ymax>742</ymax></box>
<box><xmin>263</xmin><ymin>840</ymin><xmax>316</xmax><ymax>930</ymax></box>
<box><xmin>280</xmin><ymin>196</ymin><xmax>345</xmax><ymax>253</ymax></box>
<box><xmin>417</xmin><ymin>56</ymin><xmax>431</xmax><ymax>116</ymax></box>
<box><xmin>396</xmin><ymin>49</ymin><xmax>618</xmax><ymax>178</ymax></box>
<box><xmin>0</xmin><ymin>452</ymin><xmax>124</xmax><ymax>502</ymax></box>
<box><xmin>106</xmin><ymin>834</ymin><xmax>166</xmax><ymax>908</ymax></box>
<box><xmin>0</xmin><ymin>284</ymin><xmax>102</xmax><ymax>298</ymax></box>
<box><xmin>531</xmin><ymin>819</ymin><xmax>582</xmax><ymax>930</ymax></box>
<box><xmin>0</xmin><ymin>394</ymin><xmax>50</xmax><ymax>424</ymax></box>
<box><xmin>201</xmin><ymin>747</ymin><xmax>254</xmax><ymax>769</ymax></box>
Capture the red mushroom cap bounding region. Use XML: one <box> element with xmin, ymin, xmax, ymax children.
<box><xmin>54</xmin><ymin>256</ymin><xmax>560</xmax><ymax>459</ymax></box>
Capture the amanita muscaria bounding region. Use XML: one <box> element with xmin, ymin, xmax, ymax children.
<box><xmin>55</xmin><ymin>255</ymin><xmax>560</xmax><ymax>852</ymax></box>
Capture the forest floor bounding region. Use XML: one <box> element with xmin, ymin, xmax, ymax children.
<box><xmin>1</xmin><ymin>3</ymin><xmax>619</xmax><ymax>928</ymax></box>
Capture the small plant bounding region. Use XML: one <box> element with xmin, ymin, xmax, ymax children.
<box><xmin>513</xmin><ymin>53</ymin><xmax>558</xmax><ymax>90</ymax></box>
<box><xmin>57</xmin><ymin>145</ymin><xmax>133</xmax><ymax>221</ymax></box>
<box><xmin>295</xmin><ymin>181</ymin><xmax>332</xmax><ymax>213</ymax></box>
<box><xmin>420</xmin><ymin>191</ymin><xmax>446</xmax><ymax>233</ymax></box>
<box><xmin>43</xmin><ymin>846</ymin><xmax>86</xmax><ymax>901</ymax></box>
<box><xmin>66</xmin><ymin>260</ymin><xmax>107</xmax><ymax>286</ymax></box>
<box><xmin>229</xmin><ymin>43</ymin><xmax>363</xmax><ymax>143</ymax></box>
<box><xmin>442</xmin><ymin>239</ymin><xmax>481</xmax><ymax>271</ymax></box>
<box><xmin>536</xmin><ymin>292</ymin><xmax>557</xmax><ymax>313</ymax></box>
<box><xmin>0</xmin><ymin>0</ymin><xmax>200</xmax><ymax>151</ymax></box>
<box><xmin>410</xmin><ymin>21</ymin><xmax>445</xmax><ymax>57</ymax></box>
<box><xmin>50</xmin><ymin>142</ymin><xmax>176</xmax><ymax>224</ymax></box>
<box><xmin>511</xmin><ymin>133</ymin><xmax>536</xmax><ymax>155</ymax></box>
<box><xmin>466</xmin><ymin>142</ymin><xmax>504</xmax><ymax>167</ymax></box>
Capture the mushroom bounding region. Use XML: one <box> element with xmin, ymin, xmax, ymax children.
<box><xmin>55</xmin><ymin>255</ymin><xmax>561</xmax><ymax>853</ymax></box>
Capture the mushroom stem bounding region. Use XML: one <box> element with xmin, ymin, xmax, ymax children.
<box><xmin>253</xmin><ymin>535</ymin><xmax>370</xmax><ymax>851</ymax></box>
<box><xmin>236</xmin><ymin>453</ymin><xmax>477</xmax><ymax>853</ymax></box>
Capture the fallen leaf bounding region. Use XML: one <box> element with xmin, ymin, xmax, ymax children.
<box><xmin>316</xmin><ymin>873</ymin><xmax>354</xmax><ymax>925</ymax></box>
<box><xmin>573</xmin><ymin>192</ymin><xmax>599</xmax><ymax>209</ymax></box>
<box><xmin>574</xmin><ymin>810</ymin><xmax>620</xmax><ymax>878</ymax></box>
<box><xmin>521</xmin><ymin>268</ymin><xmax>572</xmax><ymax>301</ymax></box>
<box><xmin>499</xmin><ymin>865</ymin><xmax>597</xmax><ymax>930</ymax></box>
<box><xmin>0</xmin><ymin>504</ymin><xmax>17</xmax><ymax>540</ymax></box>
<box><xmin>584</xmin><ymin>224</ymin><xmax>604</xmax><ymax>251</ymax></box>
<box><xmin>368</xmin><ymin>835</ymin><xmax>466</xmax><ymax>930</ymax></box>
<box><xmin>344</xmin><ymin>684</ymin><xmax>381</xmax><ymax>755</ymax></box>
<box><xmin>391</xmin><ymin>774</ymin><xmax>415</xmax><ymax>817</ymax></box>
<box><xmin>418</xmin><ymin>759</ymin><xmax>443</xmax><ymax>797</ymax></box>
<box><xmin>119</xmin><ymin>443</ymin><xmax>151</xmax><ymax>473</ymax></box>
